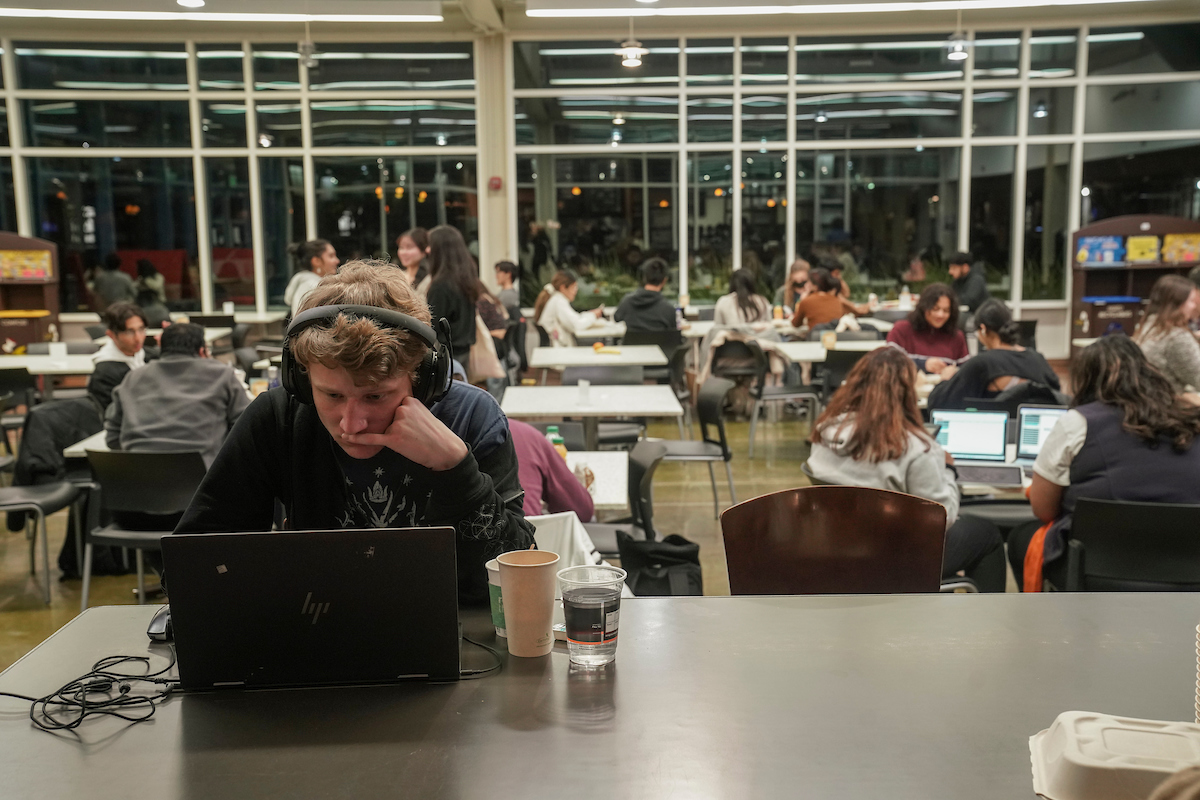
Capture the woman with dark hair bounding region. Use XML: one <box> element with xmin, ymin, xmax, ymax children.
<box><xmin>284</xmin><ymin>239</ymin><xmax>339</xmax><ymax>316</ymax></box>
<box><xmin>136</xmin><ymin>259</ymin><xmax>166</xmax><ymax>304</ymax></box>
<box><xmin>396</xmin><ymin>227</ymin><xmax>430</xmax><ymax>290</ymax></box>
<box><xmin>1135</xmin><ymin>274</ymin><xmax>1200</xmax><ymax>393</ymax></box>
<box><xmin>715</xmin><ymin>269</ymin><xmax>771</xmax><ymax>327</ymax></box>
<box><xmin>425</xmin><ymin>225</ymin><xmax>479</xmax><ymax>363</ymax></box>
<box><xmin>791</xmin><ymin>267</ymin><xmax>851</xmax><ymax>330</ymax></box>
<box><xmin>885</xmin><ymin>283</ymin><xmax>968</xmax><ymax>376</ymax></box>
<box><xmin>927</xmin><ymin>298</ymin><xmax>1060</xmax><ymax>410</ymax></box>
<box><xmin>807</xmin><ymin>347</ymin><xmax>1007</xmax><ymax>591</ymax></box>
<box><xmin>1008</xmin><ymin>336</ymin><xmax>1200</xmax><ymax>590</ymax></box>
<box><xmin>534</xmin><ymin>269</ymin><xmax>604</xmax><ymax>347</ymax></box>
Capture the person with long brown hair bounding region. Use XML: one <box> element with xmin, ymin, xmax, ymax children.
<box><xmin>395</xmin><ymin>227</ymin><xmax>429</xmax><ymax>289</ymax></box>
<box><xmin>773</xmin><ymin>258</ymin><xmax>810</xmax><ymax>312</ymax></box>
<box><xmin>534</xmin><ymin>269</ymin><xmax>604</xmax><ymax>347</ymax></box>
<box><xmin>1008</xmin><ymin>335</ymin><xmax>1200</xmax><ymax>590</ymax></box>
<box><xmin>1134</xmin><ymin>273</ymin><xmax>1200</xmax><ymax>393</ymax></box>
<box><xmin>425</xmin><ymin>225</ymin><xmax>479</xmax><ymax>363</ymax></box>
<box><xmin>807</xmin><ymin>347</ymin><xmax>1007</xmax><ymax>591</ymax></box>
<box><xmin>885</xmin><ymin>283</ymin><xmax>968</xmax><ymax>376</ymax></box>
<box><xmin>715</xmin><ymin>268</ymin><xmax>771</xmax><ymax>327</ymax></box>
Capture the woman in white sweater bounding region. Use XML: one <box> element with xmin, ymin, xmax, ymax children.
<box><xmin>806</xmin><ymin>346</ymin><xmax>1007</xmax><ymax>591</ymax></box>
<box><xmin>713</xmin><ymin>269</ymin><xmax>772</xmax><ymax>329</ymax></box>
<box><xmin>534</xmin><ymin>270</ymin><xmax>604</xmax><ymax>347</ymax></box>
<box><xmin>1135</xmin><ymin>274</ymin><xmax>1200</xmax><ymax>393</ymax></box>
<box><xmin>284</xmin><ymin>240</ymin><xmax>339</xmax><ymax>316</ymax></box>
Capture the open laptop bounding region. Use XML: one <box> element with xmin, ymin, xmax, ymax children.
<box><xmin>1014</xmin><ymin>404</ymin><xmax>1069</xmax><ymax>475</ymax></box>
<box><xmin>161</xmin><ymin>527</ymin><xmax>461</xmax><ymax>690</ymax></box>
<box><xmin>930</xmin><ymin>409</ymin><xmax>1023</xmax><ymax>486</ymax></box>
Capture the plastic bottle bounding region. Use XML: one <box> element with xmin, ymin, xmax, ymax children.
<box><xmin>899</xmin><ymin>285</ymin><xmax>913</xmax><ymax>310</ymax></box>
<box><xmin>675</xmin><ymin>307</ymin><xmax>685</xmax><ymax>330</ymax></box>
<box><xmin>267</xmin><ymin>365</ymin><xmax>281</xmax><ymax>390</ymax></box>
<box><xmin>545</xmin><ymin>425</ymin><xmax>568</xmax><ymax>459</ymax></box>
<box><xmin>773</xmin><ymin>305</ymin><xmax>783</xmax><ymax>320</ymax></box>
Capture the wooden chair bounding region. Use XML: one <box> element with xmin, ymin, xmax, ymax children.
<box><xmin>720</xmin><ymin>485</ymin><xmax>947</xmax><ymax>594</ymax></box>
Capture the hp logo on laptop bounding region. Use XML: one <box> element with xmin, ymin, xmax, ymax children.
<box><xmin>301</xmin><ymin>592</ymin><xmax>331</xmax><ymax>624</ymax></box>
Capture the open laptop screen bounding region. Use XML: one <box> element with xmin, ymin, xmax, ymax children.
<box><xmin>1017</xmin><ymin>405</ymin><xmax>1068</xmax><ymax>461</ymax></box>
<box><xmin>930</xmin><ymin>410</ymin><xmax>1008</xmax><ymax>462</ymax></box>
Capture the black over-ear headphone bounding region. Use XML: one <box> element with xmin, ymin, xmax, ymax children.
<box><xmin>281</xmin><ymin>304</ymin><xmax>453</xmax><ymax>407</ymax></box>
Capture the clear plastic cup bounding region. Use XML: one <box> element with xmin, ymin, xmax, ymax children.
<box><xmin>557</xmin><ymin>565</ymin><xmax>626</xmax><ymax>668</ymax></box>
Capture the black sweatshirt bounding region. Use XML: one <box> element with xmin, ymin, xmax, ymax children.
<box><xmin>174</xmin><ymin>382</ymin><xmax>535</xmax><ymax>604</ymax></box>
<box><xmin>927</xmin><ymin>348</ymin><xmax>1060</xmax><ymax>411</ymax></box>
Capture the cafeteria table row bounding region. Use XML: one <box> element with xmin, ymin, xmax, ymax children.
<box><xmin>2</xmin><ymin>593</ymin><xmax>1196</xmax><ymax>799</ymax></box>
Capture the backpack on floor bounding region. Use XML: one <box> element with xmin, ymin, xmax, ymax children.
<box><xmin>616</xmin><ymin>531</ymin><xmax>703</xmax><ymax>596</ymax></box>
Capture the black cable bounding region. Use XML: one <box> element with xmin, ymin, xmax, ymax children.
<box><xmin>0</xmin><ymin>649</ymin><xmax>179</xmax><ymax>733</ymax></box>
<box><xmin>459</xmin><ymin>635</ymin><xmax>503</xmax><ymax>680</ymax></box>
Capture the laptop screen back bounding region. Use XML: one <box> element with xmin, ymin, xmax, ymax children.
<box><xmin>1017</xmin><ymin>405</ymin><xmax>1068</xmax><ymax>461</ymax></box>
<box><xmin>930</xmin><ymin>410</ymin><xmax>1008</xmax><ymax>462</ymax></box>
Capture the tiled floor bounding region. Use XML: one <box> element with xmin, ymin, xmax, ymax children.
<box><xmin>0</xmin><ymin>414</ymin><xmax>817</xmax><ymax>671</ymax></box>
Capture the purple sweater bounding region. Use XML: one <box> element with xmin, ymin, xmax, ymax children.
<box><xmin>510</xmin><ymin>420</ymin><xmax>595</xmax><ymax>521</ymax></box>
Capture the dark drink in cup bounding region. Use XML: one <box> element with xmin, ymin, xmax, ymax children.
<box><xmin>558</xmin><ymin>566</ymin><xmax>626</xmax><ymax>667</ymax></box>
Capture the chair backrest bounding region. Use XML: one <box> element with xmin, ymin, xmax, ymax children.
<box><xmin>695</xmin><ymin>377</ymin><xmax>734</xmax><ymax>458</ymax></box>
<box><xmin>561</xmin><ymin>365</ymin><xmax>645</xmax><ymax>386</ymax></box>
<box><xmin>0</xmin><ymin>367</ymin><xmax>39</xmax><ymax>408</ymax></box>
<box><xmin>1068</xmin><ymin>498</ymin><xmax>1200</xmax><ymax>591</ymax></box>
<box><xmin>720</xmin><ymin>485</ymin><xmax>947</xmax><ymax>594</ymax></box>
<box><xmin>535</xmin><ymin>324</ymin><xmax>551</xmax><ymax>349</ymax></box>
<box><xmin>869</xmin><ymin>309</ymin><xmax>909</xmax><ymax>323</ymax></box>
<box><xmin>25</xmin><ymin>342</ymin><xmax>99</xmax><ymax>355</ymax></box>
<box><xmin>711</xmin><ymin>339</ymin><xmax>765</xmax><ymax>380</ymax></box>
<box><xmin>821</xmin><ymin>349</ymin><xmax>869</xmax><ymax>401</ymax></box>
<box><xmin>85</xmin><ymin>325</ymin><xmax>107</xmax><ymax>340</ymax></box>
<box><xmin>667</xmin><ymin>345</ymin><xmax>691</xmax><ymax>402</ymax></box>
<box><xmin>86</xmin><ymin>450</ymin><xmax>208</xmax><ymax>515</ymax></box>
<box><xmin>528</xmin><ymin>421</ymin><xmax>586</xmax><ymax>451</ymax></box>
<box><xmin>621</xmin><ymin>329</ymin><xmax>683</xmax><ymax>362</ymax></box>
<box><xmin>808</xmin><ymin>329</ymin><xmax>880</xmax><ymax>342</ymax></box>
<box><xmin>627</xmin><ymin>439</ymin><xmax>668</xmax><ymax>538</ymax></box>
<box><xmin>696</xmin><ymin>306</ymin><xmax>715</xmax><ymax>321</ymax></box>
<box><xmin>188</xmin><ymin>313</ymin><xmax>237</xmax><ymax>328</ymax></box>
<box><xmin>230</xmin><ymin>322</ymin><xmax>252</xmax><ymax>349</ymax></box>
<box><xmin>505</xmin><ymin>320</ymin><xmax>528</xmax><ymax>372</ymax></box>
<box><xmin>1017</xmin><ymin>319</ymin><xmax>1037</xmax><ymax>350</ymax></box>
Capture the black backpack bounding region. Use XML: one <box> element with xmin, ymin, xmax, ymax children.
<box><xmin>616</xmin><ymin>531</ymin><xmax>703</xmax><ymax>596</ymax></box>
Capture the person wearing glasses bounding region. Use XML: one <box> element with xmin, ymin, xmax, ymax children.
<box><xmin>773</xmin><ymin>259</ymin><xmax>811</xmax><ymax>315</ymax></box>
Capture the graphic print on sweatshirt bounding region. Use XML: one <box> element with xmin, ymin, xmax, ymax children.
<box><xmin>332</xmin><ymin>444</ymin><xmax>433</xmax><ymax>529</ymax></box>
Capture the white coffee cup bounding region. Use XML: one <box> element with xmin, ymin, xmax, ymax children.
<box><xmin>222</xmin><ymin>301</ymin><xmax>235</xmax><ymax>314</ymax></box>
<box><xmin>47</xmin><ymin>342</ymin><xmax>67</xmax><ymax>359</ymax></box>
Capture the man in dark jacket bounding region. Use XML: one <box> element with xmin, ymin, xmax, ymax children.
<box><xmin>174</xmin><ymin>261</ymin><xmax>535</xmax><ymax>605</ymax></box>
<box><xmin>948</xmin><ymin>251</ymin><xmax>991</xmax><ymax>314</ymax></box>
<box><xmin>87</xmin><ymin>302</ymin><xmax>148</xmax><ymax>411</ymax></box>
<box><xmin>614</xmin><ymin>258</ymin><xmax>676</xmax><ymax>332</ymax></box>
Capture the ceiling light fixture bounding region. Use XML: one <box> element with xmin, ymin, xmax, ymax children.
<box><xmin>177</xmin><ymin>0</ymin><xmax>205</xmax><ymax>7</ymax></box>
<box><xmin>527</xmin><ymin>0</ymin><xmax>1158</xmax><ymax>17</ymax></box>
<box><xmin>0</xmin><ymin>4</ymin><xmax>442</xmax><ymax>21</ymax></box>
<box><xmin>618</xmin><ymin>18</ymin><xmax>648</xmax><ymax>68</ymax></box>
<box><xmin>1033</xmin><ymin>100</ymin><xmax>1048</xmax><ymax>118</ymax></box>
<box><xmin>945</xmin><ymin>9</ymin><xmax>971</xmax><ymax>62</ymax></box>
<box><xmin>815</xmin><ymin>109</ymin><xmax>828</xmax><ymax>123</ymax></box>
<box><xmin>613</xmin><ymin>112</ymin><xmax>626</xmax><ymax>125</ymax></box>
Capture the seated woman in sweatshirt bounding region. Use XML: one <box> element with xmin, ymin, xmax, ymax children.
<box><xmin>791</xmin><ymin>268</ymin><xmax>853</xmax><ymax>330</ymax></box>
<box><xmin>534</xmin><ymin>269</ymin><xmax>605</xmax><ymax>347</ymax></box>
<box><xmin>885</xmin><ymin>283</ymin><xmax>968</xmax><ymax>376</ymax></box>
<box><xmin>1007</xmin><ymin>336</ymin><xmax>1200</xmax><ymax>590</ymax></box>
<box><xmin>1135</xmin><ymin>274</ymin><xmax>1200</xmax><ymax>393</ymax></box>
<box><xmin>806</xmin><ymin>347</ymin><xmax>1007</xmax><ymax>592</ymax></box>
<box><xmin>927</xmin><ymin>298</ymin><xmax>1060</xmax><ymax>411</ymax></box>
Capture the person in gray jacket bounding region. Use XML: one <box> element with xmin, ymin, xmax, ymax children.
<box><xmin>806</xmin><ymin>346</ymin><xmax>1007</xmax><ymax>591</ymax></box>
<box><xmin>105</xmin><ymin>323</ymin><xmax>250</xmax><ymax>468</ymax></box>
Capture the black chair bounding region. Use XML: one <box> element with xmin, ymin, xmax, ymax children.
<box><xmin>819</xmin><ymin>349</ymin><xmax>871</xmax><ymax>402</ymax></box>
<box><xmin>620</xmin><ymin>330</ymin><xmax>683</xmax><ymax>384</ymax></box>
<box><xmin>0</xmin><ymin>481</ymin><xmax>82</xmax><ymax>603</ymax></box>
<box><xmin>662</xmin><ymin>377</ymin><xmax>737</xmax><ymax>518</ymax></box>
<box><xmin>528</xmin><ymin>421</ymin><xmax>587</xmax><ymax>452</ymax></box>
<box><xmin>696</xmin><ymin>307</ymin><xmax>715</xmax><ymax>321</ymax></box>
<box><xmin>807</xmin><ymin>328</ymin><xmax>880</xmax><ymax>342</ymax></box>
<box><xmin>560</xmin><ymin>366</ymin><xmax>645</xmax><ymax>447</ymax></box>
<box><xmin>667</xmin><ymin>346</ymin><xmax>693</xmax><ymax>438</ymax></box>
<box><xmin>25</xmin><ymin>342</ymin><xmax>99</xmax><ymax>355</ymax></box>
<box><xmin>583</xmin><ymin>440</ymin><xmax>668</xmax><ymax>558</ymax></box>
<box><xmin>869</xmin><ymin>309</ymin><xmax>909</xmax><ymax>323</ymax></box>
<box><xmin>0</xmin><ymin>374</ymin><xmax>35</xmax><ymax>456</ymax></box>
<box><xmin>958</xmin><ymin>381</ymin><xmax>1069</xmax><ymax>416</ymax></box>
<box><xmin>188</xmin><ymin>314</ymin><xmax>237</xmax><ymax>328</ymax></box>
<box><xmin>743</xmin><ymin>339</ymin><xmax>820</xmax><ymax>459</ymax></box>
<box><xmin>84</xmin><ymin>324</ymin><xmax>107</xmax><ymax>341</ymax></box>
<box><xmin>1061</xmin><ymin>498</ymin><xmax>1200</xmax><ymax>591</ymax></box>
<box><xmin>82</xmin><ymin>450</ymin><xmax>208</xmax><ymax>609</ymax></box>
<box><xmin>710</xmin><ymin>340</ymin><xmax>760</xmax><ymax>383</ymax></box>
<box><xmin>1016</xmin><ymin>320</ymin><xmax>1038</xmax><ymax>350</ymax></box>
<box><xmin>504</xmin><ymin>318</ymin><xmax>528</xmax><ymax>374</ymax></box>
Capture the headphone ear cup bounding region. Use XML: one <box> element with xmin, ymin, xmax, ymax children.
<box><xmin>280</xmin><ymin>341</ymin><xmax>313</xmax><ymax>405</ymax></box>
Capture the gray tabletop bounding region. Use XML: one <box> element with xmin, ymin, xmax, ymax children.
<box><xmin>2</xmin><ymin>594</ymin><xmax>1198</xmax><ymax>799</ymax></box>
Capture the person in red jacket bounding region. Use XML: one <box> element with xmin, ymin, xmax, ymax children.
<box><xmin>885</xmin><ymin>283</ymin><xmax>968</xmax><ymax>377</ymax></box>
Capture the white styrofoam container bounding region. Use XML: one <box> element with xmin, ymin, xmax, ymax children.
<box><xmin>1031</xmin><ymin>711</ymin><xmax>1200</xmax><ymax>800</ymax></box>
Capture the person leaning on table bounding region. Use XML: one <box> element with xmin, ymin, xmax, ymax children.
<box><xmin>1007</xmin><ymin>336</ymin><xmax>1200</xmax><ymax>591</ymax></box>
<box><xmin>174</xmin><ymin>260</ymin><xmax>535</xmax><ymax>604</ymax></box>
<box><xmin>885</xmin><ymin>283</ymin><xmax>969</xmax><ymax>377</ymax></box>
<box><xmin>534</xmin><ymin>269</ymin><xmax>605</xmax><ymax>347</ymax></box>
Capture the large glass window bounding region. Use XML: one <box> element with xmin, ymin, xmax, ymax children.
<box><xmin>972</xmin><ymin>32</ymin><xmax>1021</xmax><ymax>79</ymax></box>
<box><xmin>308</xmin><ymin>43</ymin><xmax>474</xmax><ymax>91</ymax></box>
<box><xmin>686</xmin><ymin>96</ymin><xmax>732</xmax><ymax>143</ymax></box>
<box><xmin>742</xmin><ymin>152</ymin><xmax>788</xmax><ymax>294</ymax></box>
<box><xmin>314</xmin><ymin>156</ymin><xmax>478</xmax><ymax>264</ymax></box>
<box><xmin>23</xmin><ymin>100</ymin><xmax>191</xmax><ymax>148</ymax></box>
<box><xmin>1028</xmin><ymin>87</ymin><xmax>1075</xmax><ymax>136</ymax></box>
<box><xmin>741</xmin><ymin>38</ymin><xmax>788</xmax><ymax>85</ymax></box>
<box><xmin>517</xmin><ymin>154</ymin><xmax>679</xmax><ymax>308</ymax></box>
<box><xmin>795</xmin><ymin>34</ymin><xmax>964</xmax><ymax>83</ymax></box>
<box><xmin>796</xmin><ymin>148</ymin><xmax>960</xmax><ymax>293</ymax></box>
<box><xmin>970</xmin><ymin>145</ymin><xmax>1015</xmax><ymax>299</ymax></box>
<box><xmin>206</xmin><ymin>158</ymin><xmax>254</xmax><ymax>309</ymax></box>
<box><xmin>741</xmin><ymin>95</ymin><xmax>787</xmax><ymax>143</ymax></box>
<box><xmin>0</xmin><ymin>158</ymin><xmax>16</xmax><ymax>234</ymax></box>
<box><xmin>686</xmin><ymin>39</ymin><xmax>733</xmax><ymax>86</ymax></box>
<box><xmin>1085</xmin><ymin>82</ymin><xmax>1200</xmax><ymax>134</ymax></box>
<box><xmin>1030</xmin><ymin>30</ymin><xmax>1078</xmax><ymax>78</ymax></box>
<box><xmin>513</xmin><ymin>40</ymin><xmax>679</xmax><ymax>90</ymax></box>
<box><xmin>310</xmin><ymin>99</ymin><xmax>476</xmax><ymax>148</ymax></box>
<box><xmin>0</xmin><ymin>100</ymin><xmax>8</xmax><ymax>147</ymax></box>
<box><xmin>1024</xmin><ymin>144</ymin><xmax>1072</xmax><ymax>300</ymax></box>
<box><xmin>260</xmin><ymin>157</ymin><xmax>306</xmax><ymax>308</ymax></box>
<box><xmin>796</xmin><ymin>90</ymin><xmax>961</xmax><ymax>140</ymax></box>
<box><xmin>688</xmin><ymin>152</ymin><xmax>733</xmax><ymax>302</ymax></box>
<box><xmin>972</xmin><ymin>88</ymin><xmax>1017</xmax><ymax>137</ymax></box>
<box><xmin>1081</xmin><ymin>141</ymin><xmax>1200</xmax><ymax>223</ymax></box>
<box><xmin>252</xmin><ymin>46</ymin><xmax>299</xmax><ymax>91</ymax></box>
<box><xmin>28</xmin><ymin>157</ymin><xmax>197</xmax><ymax>312</ymax></box>
<box><xmin>15</xmin><ymin>42</ymin><xmax>188</xmax><ymax>91</ymax></box>
<box><xmin>255</xmin><ymin>102</ymin><xmax>303</xmax><ymax>149</ymax></box>
<box><xmin>1088</xmin><ymin>24</ymin><xmax>1200</xmax><ymax>76</ymax></box>
<box><xmin>200</xmin><ymin>101</ymin><xmax>247</xmax><ymax>148</ymax></box>
<box><xmin>196</xmin><ymin>44</ymin><xmax>244</xmax><ymax>91</ymax></box>
<box><xmin>516</xmin><ymin>96</ymin><xmax>675</xmax><ymax>146</ymax></box>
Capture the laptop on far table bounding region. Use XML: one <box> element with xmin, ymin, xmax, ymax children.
<box><xmin>1014</xmin><ymin>404</ymin><xmax>1069</xmax><ymax>476</ymax></box>
<box><xmin>161</xmin><ymin>527</ymin><xmax>461</xmax><ymax>690</ymax></box>
<box><xmin>930</xmin><ymin>409</ymin><xmax>1023</xmax><ymax>487</ymax></box>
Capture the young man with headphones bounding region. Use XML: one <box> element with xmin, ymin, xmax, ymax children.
<box><xmin>174</xmin><ymin>261</ymin><xmax>535</xmax><ymax>604</ymax></box>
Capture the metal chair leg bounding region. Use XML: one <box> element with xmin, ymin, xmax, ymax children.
<box><xmin>135</xmin><ymin>550</ymin><xmax>146</xmax><ymax>605</ymax></box>
<box><xmin>676</xmin><ymin>416</ymin><xmax>686</xmax><ymax>440</ymax></box>
<box><xmin>707</xmin><ymin>462</ymin><xmax>719</xmax><ymax>518</ymax></box>
<box><xmin>81</xmin><ymin>543</ymin><xmax>94</xmax><ymax>612</ymax></box>
<box><xmin>26</xmin><ymin>516</ymin><xmax>35</xmax><ymax>574</ymax></box>
<box><xmin>72</xmin><ymin>501</ymin><xmax>83</xmax><ymax>579</ymax></box>
<box><xmin>39</xmin><ymin>512</ymin><xmax>51</xmax><ymax>605</ymax></box>
<box><xmin>724</xmin><ymin>460</ymin><xmax>737</xmax><ymax>506</ymax></box>
<box><xmin>748</xmin><ymin>399</ymin><xmax>761</xmax><ymax>459</ymax></box>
